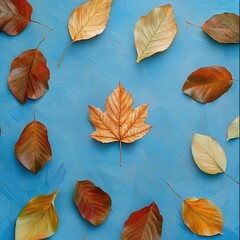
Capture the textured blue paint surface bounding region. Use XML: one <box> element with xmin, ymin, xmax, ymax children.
<box><xmin>0</xmin><ymin>0</ymin><xmax>239</xmax><ymax>239</ymax></box>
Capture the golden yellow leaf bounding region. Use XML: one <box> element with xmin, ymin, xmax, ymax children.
<box><xmin>89</xmin><ymin>83</ymin><xmax>151</xmax><ymax>166</ymax></box>
<box><xmin>58</xmin><ymin>0</ymin><xmax>112</xmax><ymax>66</ymax></box>
<box><xmin>191</xmin><ymin>133</ymin><xmax>226</xmax><ymax>174</ymax></box>
<box><xmin>134</xmin><ymin>4</ymin><xmax>178</xmax><ymax>63</ymax></box>
<box><xmin>183</xmin><ymin>197</ymin><xmax>224</xmax><ymax>236</ymax></box>
<box><xmin>15</xmin><ymin>191</ymin><xmax>59</xmax><ymax>240</ymax></box>
<box><xmin>227</xmin><ymin>116</ymin><xmax>239</xmax><ymax>141</ymax></box>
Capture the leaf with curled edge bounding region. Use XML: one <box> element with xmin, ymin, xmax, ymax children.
<box><xmin>15</xmin><ymin>190</ymin><xmax>59</xmax><ymax>240</ymax></box>
<box><xmin>89</xmin><ymin>83</ymin><xmax>151</xmax><ymax>166</ymax></box>
<box><xmin>74</xmin><ymin>180</ymin><xmax>111</xmax><ymax>226</ymax></box>
<box><xmin>122</xmin><ymin>202</ymin><xmax>163</xmax><ymax>240</ymax></box>
<box><xmin>8</xmin><ymin>37</ymin><xmax>50</xmax><ymax>104</ymax></box>
<box><xmin>58</xmin><ymin>0</ymin><xmax>112</xmax><ymax>66</ymax></box>
<box><xmin>134</xmin><ymin>4</ymin><xmax>178</xmax><ymax>63</ymax></box>
<box><xmin>227</xmin><ymin>116</ymin><xmax>239</xmax><ymax>141</ymax></box>
<box><xmin>182</xmin><ymin>66</ymin><xmax>233</xmax><ymax>103</ymax></box>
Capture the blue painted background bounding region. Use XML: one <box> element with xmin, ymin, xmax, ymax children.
<box><xmin>0</xmin><ymin>0</ymin><xmax>239</xmax><ymax>239</ymax></box>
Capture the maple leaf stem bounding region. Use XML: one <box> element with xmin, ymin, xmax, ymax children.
<box><xmin>233</xmin><ymin>79</ymin><xmax>240</xmax><ymax>82</ymax></box>
<box><xmin>120</xmin><ymin>141</ymin><xmax>123</xmax><ymax>167</ymax></box>
<box><xmin>224</xmin><ymin>172</ymin><xmax>239</xmax><ymax>184</ymax></box>
<box><xmin>83</xmin><ymin>234</ymin><xmax>87</xmax><ymax>240</ymax></box>
<box><xmin>31</xmin><ymin>20</ymin><xmax>53</xmax><ymax>31</ymax></box>
<box><xmin>186</xmin><ymin>21</ymin><xmax>201</xmax><ymax>28</ymax></box>
<box><xmin>37</xmin><ymin>36</ymin><xmax>46</xmax><ymax>49</ymax></box>
<box><xmin>58</xmin><ymin>41</ymin><xmax>73</xmax><ymax>67</ymax></box>
<box><xmin>167</xmin><ymin>183</ymin><xmax>184</xmax><ymax>201</ymax></box>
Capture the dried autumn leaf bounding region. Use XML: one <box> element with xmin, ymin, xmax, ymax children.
<box><xmin>58</xmin><ymin>0</ymin><xmax>112</xmax><ymax>66</ymax></box>
<box><xmin>15</xmin><ymin>190</ymin><xmax>59</xmax><ymax>240</ymax></box>
<box><xmin>134</xmin><ymin>4</ymin><xmax>177</xmax><ymax>63</ymax></box>
<box><xmin>191</xmin><ymin>133</ymin><xmax>226</xmax><ymax>174</ymax></box>
<box><xmin>188</xmin><ymin>13</ymin><xmax>239</xmax><ymax>43</ymax></box>
<box><xmin>0</xmin><ymin>0</ymin><xmax>52</xmax><ymax>35</ymax></box>
<box><xmin>183</xmin><ymin>198</ymin><xmax>224</xmax><ymax>236</ymax></box>
<box><xmin>122</xmin><ymin>202</ymin><xmax>163</xmax><ymax>240</ymax></box>
<box><xmin>15</xmin><ymin>109</ymin><xmax>52</xmax><ymax>174</ymax></box>
<box><xmin>182</xmin><ymin>66</ymin><xmax>233</xmax><ymax>103</ymax></box>
<box><xmin>89</xmin><ymin>83</ymin><xmax>151</xmax><ymax>166</ymax></box>
<box><xmin>74</xmin><ymin>180</ymin><xmax>111</xmax><ymax>226</ymax></box>
<box><xmin>227</xmin><ymin>116</ymin><xmax>239</xmax><ymax>141</ymax></box>
<box><xmin>8</xmin><ymin>37</ymin><xmax>50</xmax><ymax>104</ymax></box>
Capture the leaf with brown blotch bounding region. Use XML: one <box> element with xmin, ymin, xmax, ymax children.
<box><xmin>227</xmin><ymin>116</ymin><xmax>239</xmax><ymax>141</ymax></box>
<box><xmin>134</xmin><ymin>4</ymin><xmax>178</xmax><ymax>63</ymax></box>
<box><xmin>122</xmin><ymin>202</ymin><xmax>163</xmax><ymax>240</ymax></box>
<box><xmin>15</xmin><ymin>108</ymin><xmax>52</xmax><ymax>174</ymax></box>
<box><xmin>8</xmin><ymin>37</ymin><xmax>50</xmax><ymax>104</ymax></box>
<box><xmin>58</xmin><ymin>0</ymin><xmax>112</xmax><ymax>67</ymax></box>
<box><xmin>182</xmin><ymin>66</ymin><xmax>233</xmax><ymax>103</ymax></box>
<box><xmin>167</xmin><ymin>183</ymin><xmax>224</xmax><ymax>237</ymax></box>
<box><xmin>0</xmin><ymin>0</ymin><xmax>52</xmax><ymax>35</ymax></box>
<box><xmin>74</xmin><ymin>180</ymin><xmax>111</xmax><ymax>226</ymax></box>
<box><xmin>187</xmin><ymin>13</ymin><xmax>239</xmax><ymax>43</ymax></box>
<box><xmin>89</xmin><ymin>83</ymin><xmax>151</xmax><ymax>166</ymax></box>
<box><xmin>15</xmin><ymin>190</ymin><xmax>59</xmax><ymax>240</ymax></box>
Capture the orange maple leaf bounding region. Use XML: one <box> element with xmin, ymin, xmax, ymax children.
<box><xmin>89</xmin><ymin>83</ymin><xmax>152</xmax><ymax>166</ymax></box>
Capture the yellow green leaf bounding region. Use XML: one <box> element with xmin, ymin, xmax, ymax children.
<box><xmin>227</xmin><ymin>116</ymin><xmax>239</xmax><ymax>141</ymax></box>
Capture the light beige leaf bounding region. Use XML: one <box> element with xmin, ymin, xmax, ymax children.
<box><xmin>15</xmin><ymin>191</ymin><xmax>59</xmax><ymax>240</ymax></box>
<box><xmin>134</xmin><ymin>4</ymin><xmax>178</xmax><ymax>63</ymax></box>
<box><xmin>227</xmin><ymin>116</ymin><xmax>239</xmax><ymax>141</ymax></box>
<box><xmin>191</xmin><ymin>134</ymin><xmax>226</xmax><ymax>174</ymax></box>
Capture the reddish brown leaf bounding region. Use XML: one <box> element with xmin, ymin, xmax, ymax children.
<box><xmin>74</xmin><ymin>180</ymin><xmax>111</xmax><ymax>226</ymax></box>
<box><xmin>15</xmin><ymin>119</ymin><xmax>52</xmax><ymax>174</ymax></box>
<box><xmin>182</xmin><ymin>66</ymin><xmax>233</xmax><ymax>103</ymax></box>
<box><xmin>0</xmin><ymin>0</ymin><xmax>32</xmax><ymax>35</ymax></box>
<box><xmin>202</xmin><ymin>13</ymin><xmax>239</xmax><ymax>43</ymax></box>
<box><xmin>8</xmin><ymin>38</ymin><xmax>50</xmax><ymax>104</ymax></box>
<box><xmin>122</xmin><ymin>202</ymin><xmax>163</xmax><ymax>240</ymax></box>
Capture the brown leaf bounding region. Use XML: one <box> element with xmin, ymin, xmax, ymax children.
<box><xmin>89</xmin><ymin>83</ymin><xmax>151</xmax><ymax>165</ymax></box>
<box><xmin>15</xmin><ymin>114</ymin><xmax>52</xmax><ymax>174</ymax></box>
<box><xmin>182</xmin><ymin>65</ymin><xmax>233</xmax><ymax>103</ymax></box>
<box><xmin>74</xmin><ymin>180</ymin><xmax>111</xmax><ymax>226</ymax></box>
<box><xmin>202</xmin><ymin>13</ymin><xmax>239</xmax><ymax>43</ymax></box>
<box><xmin>183</xmin><ymin>197</ymin><xmax>224</xmax><ymax>236</ymax></box>
<box><xmin>58</xmin><ymin>0</ymin><xmax>112</xmax><ymax>66</ymax></box>
<box><xmin>122</xmin><ymin>202</ymin><xmax>163</xmax><ymax>240</ymax></box>
<box><xmin>8</xmin><ymin>37</ymin><xmax>50</xmax><ymax>104</ymax></box>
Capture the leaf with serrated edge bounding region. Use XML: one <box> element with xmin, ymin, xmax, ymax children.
<box><xmin>191</xmin><ymin>133</ymin><xmax>226</xmax><ymax>174</ymax></box>
<box><xmin>122</xmin><ymin>202</ymin><xmax>163</xmax><ymax>240</ymax></box>
<box><xmin>134</xmin><ymin>4</ymin><xmax>177</xmax><ymax>63</ymax></box>
<box><xmin>182</xmin><ymin>66</ymin><xmax>233</xmax><ymax>103</ymax></box>
<box><xmin>15</xmin><ymin>191</ymin><xmax>59</xmax><ymax>240</ymax></box>
<box><xmin>183</xmin><ymin>197</ymin><xmax>224</xmax><ymax>236</ymax></box>
<box><xmin>227</xmin><ymin>116</ymin><xmax>239</xmax><ymax>141</ymax></box>
<box><xmin>74</xmin><ymin>180</ymin><xmax>111</xmax><ymax>226</ymax></box>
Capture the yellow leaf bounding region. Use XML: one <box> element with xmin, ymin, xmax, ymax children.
<box><xmin>134</xmin><ymin>4</ymin><xmax>178</xmax><ymax>63</ymax></box>
<box><xmin>227</xmin><ymin>116</ymin><xmax>239</xmax><ymax>141</ymax></box>
<box><xmin>89</xmin><ymin>83</ymin><xmax>151</xmax><ymax>165</ymax></box>
<box><xmin>15</xmin><ymin>191</ymin><xmax>59</xmax><ymax>240</ymax></box>
<box><xmin>191</xmin><ymin>133</ymin><xmax>226</xmax><ymax>174</ymax></box>
<box><xmin>182</xmin><ymin>197</ymin><xmax>224</xmax><ymax>236</ymax></box>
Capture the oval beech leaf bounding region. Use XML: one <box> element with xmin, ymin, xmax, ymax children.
<box><xmin>122</xmin><ymin>202</ymin><xmax>163</xmax><ymax>240</ymax></box>
<box><xmin>8</xmin><ymin>38</ymin><xmax>50</xmax><ymax>104</ymax></box>
<box><xmin>134</xmin><ymin>4</ymin><xmax>177</xmax><ymax>63</ymax></box>
<box><xmin>227</xmin><ymin>116</ymin><xmax>239</xmax><ymax>141</ymax></box>
<box><xmin>58</xmin><ymin>0</ymin><xmax>112</xmax><ymax>66</ymax></box>
<box><xmin>202</xmin><ymin>13</ymin><xmax>240</xmax><ymax>43</ymax></box>
<box><xmin>15</xmin><ymin>119</ymin><xmax>52</xmax><ymax>174</ymax></box>
<box><xmin>74</xmin><ymin>180</ymin><xmax>111</xmax><ymax>226</ymax></box>
<box><xmin>183</xmin><ymin>197</ymin><xmax>224</xmax><ymax>236</ymax></box>
<box><xmin>182</xmin><ymin>65</ymin><xmax>233</xmax><ymax>103</ymax></box>
<box><xmin>191</xmin><ymin>133</ymin><xmax>226</xmax><ymax>174</ymax></box>
<box><xmin>15</xmin><ymin>190</ymin><xmax>59</xmax><ymax>240</ymax></box>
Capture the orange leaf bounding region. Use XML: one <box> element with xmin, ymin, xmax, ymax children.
<box><xmin>122</xmin><ymin>202</ymin><xmax>163</xmax><ymax>240</ymax></box>
<box><xmin>74</xmin><ymin>180</ymin><xmax>111</xmax><ymax>226</ymax></box>
<box><xmin>8</xmin><ymin>37</ymin><xmax>50</xmax><ymax>104</ymax></box>
<box><xmin>182</xmin><ymin>65</ymin><xmax>233</xmax><ymax>103</ymax></box>
<box><xmin>89</xmin><ymin>83</ymin><xmax>151</xmax><ymax>165</ymax></box>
